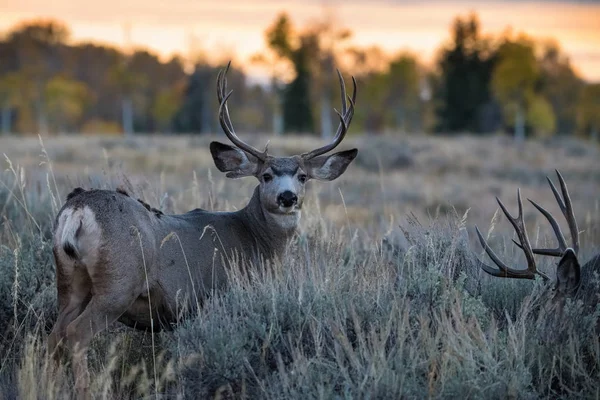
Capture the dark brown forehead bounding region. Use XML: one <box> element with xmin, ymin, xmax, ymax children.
<box><xmin>264</xmin><ymin>156</ymin><xmax>301</xmax><ymax>176</ymax></box>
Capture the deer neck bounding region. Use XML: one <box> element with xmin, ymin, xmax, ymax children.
<box><xmin>239</xmin><ymin>186</ymin><xmax>298</xmax><ymax>259</ymax></box>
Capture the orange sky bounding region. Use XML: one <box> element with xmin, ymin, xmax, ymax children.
<box><xmin>1</xmin><ymin>0</ymin><xmax>599</xmax><ymax>82</ymax></box>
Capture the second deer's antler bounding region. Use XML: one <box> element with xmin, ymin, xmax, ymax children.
<box><xmin>512</xmin><ymin>169</ymin><xmax>579</xmax><ymax>257</ymax></box>
<box><xmin>474</xmin><ymin>189</ymin><xmax>551</xmax><ymax>281</ymax></box>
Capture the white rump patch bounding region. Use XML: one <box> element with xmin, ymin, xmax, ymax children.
<box><xmin>55</xmin><ymin>206</ymin><xmax>102</xmax><ymax>268</ymax></box>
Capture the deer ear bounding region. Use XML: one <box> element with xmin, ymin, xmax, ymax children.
<box><xmin>556</xmin><ymin>248</ymin><xmax>581</xmax><ymax>294</ymax></box>
<box><xmin>305</xmin><ymin>149</ymin><xmax>358</xmax><ymax>181</ymax></box>
<box><xmin>210</xmin><ymin>141</ymin><xmax>259</xmax><ymax>178</ymax></box>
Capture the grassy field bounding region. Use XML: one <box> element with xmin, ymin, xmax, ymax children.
<box><xmin>0</xmin><ymin>133</ymin><xmax>599</xmax><ymax>399</ymax></box>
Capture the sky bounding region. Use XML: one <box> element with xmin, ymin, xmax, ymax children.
<box><xmin>1</xmin><ymin>0</ymin><xmax>599</xmax><ymax>82</ymax></box>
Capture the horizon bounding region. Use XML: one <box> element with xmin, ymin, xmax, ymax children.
<box><xmin>1</xmin><ymin>0</ymin><xmax>599</xmax><ymax>83</ymax></box>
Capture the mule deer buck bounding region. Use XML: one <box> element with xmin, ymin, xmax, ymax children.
<box><xmin>474</xmin><ymin>170</ymin><xmax>600</xmax><ymax>335</ymax></box>
<box><xmin>48</xmin><ymin>63</ymin><xmax>358</xmax><ymax>395</ymax></box>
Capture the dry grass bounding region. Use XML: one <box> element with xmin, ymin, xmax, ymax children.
<box><xmin>0</xmin><ymin>132</ymin><xmax>599</xmax><ymax>399</ymax></box>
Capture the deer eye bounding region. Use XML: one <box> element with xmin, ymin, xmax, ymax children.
<box><xmin>298</xmin><ymin>174</ymin><xmax>307</xmax><ymax>183</ymax></box>
<box><xmin>262</xmin><ymin>173</ymin><xmax>273</xmax><ymax>183</ymax></box>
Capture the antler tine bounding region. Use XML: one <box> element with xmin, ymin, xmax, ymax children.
<box><xmin>512</xmin><ymin>198</ymin><xmax>566</xmax><ymax>257</ymax></box>
<box><xmin>497</xmin><ymin>190</ymin><xmax>539</xmax><ymax>277</ymax></box>
<box><xmin>216</xmin><ymin>62</ymin><xmax>267</xmax><ymax>161</ymax></box>
<box><xmin>216</xmin><ymin>68</ymin><xmax>224</xmax><ymax>102</ymax></box>
<box><xmin>337</xmin><ymin>70</ymin><xmax>358</xmax><ymax>123</ymax></box>
<box><xmin>474</xmin><ymin>226</ymin><xmax>534</xmax><ymax>278</ymax></box>
<box><xmin>334</xmin><ymin>69</ymin><xmax>357</xmax><ymax>124</ymax></box>
<box><xmin>302</xmin><ymin>70</ymin><xmax>357</xmax><ymax>160</ymax></box>
<box><xmin>514</xmin><ymin>170</ymin><xmax>579</xmax><ymax>257</ymax></box>
<box><xmin>475</xmin><ymin>190</ymin><xmax>551</xmax><ymax>281</ymax></box>
<box><xmin>216</xmin><ymin>67</ymin><xmax>234</xmax><ymax>134</ymax></box>
<box><xmin>338</xmin><ymin>68</ymin><xmax>348</xmax><ymax>116</ymax></box>
<box><xmin>555</xmin><ymin>169</ymin><xmax>579</xmax><ymax>254</ymax></box>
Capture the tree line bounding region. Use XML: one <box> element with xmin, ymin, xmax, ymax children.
<box><xmin>0</xmin><ymin>13</ymin><xmax>598</xmax><ymax>138</ymax></box>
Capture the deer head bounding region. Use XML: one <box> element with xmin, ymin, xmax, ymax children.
<box><xmin>474</xmin><ymin>170</ymin><xmax>600</xmax><ymax>339</ymax></box>
<box><xmin>210</xmin><ymin>63</ymin><xmax>358</xmax><ymax>229</ymax></box>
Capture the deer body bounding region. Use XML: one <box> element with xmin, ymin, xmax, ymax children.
<box><xmin>48</xmin><ymin>64</ymin><xmax>359</xmax><ymax>397</ymax></box>
<box><xmin>52</xmin><ymin>185</ymin><xmax>295</xmax><ymax>334</ymax></box>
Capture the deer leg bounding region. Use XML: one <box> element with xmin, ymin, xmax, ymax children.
<box><xmin>48</xmin><ymin>295</ymin><xmax>90</xmax><ymax>362</ymax></box>
<box><xmin>64</xmin><ymin>288</ymin><xmax>139</xmax><ymax>397</ymax></box>
<box><xmin>48</xmin><ymin>266</ymin><xmax>91</xmax><ymax>362</ymax></box>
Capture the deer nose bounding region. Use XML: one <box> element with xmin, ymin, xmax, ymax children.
<box><xmin>277</xmin><ymin>191</ymin><xmax>297</xmax><ymax>208</ymax></box>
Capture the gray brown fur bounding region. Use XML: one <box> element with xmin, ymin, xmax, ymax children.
<box><xmin>136</xmin><ymin>198</ymin><xmax>163</xmax><ymax>217</ymax></box>
<box><xmin>568</xmin><ymin>253</ymin><xmax>600</xmax><ymax>320</ymax></box>
<box><xmin>66</xmin><ymin>187</ymin><xmax>86</xmax><ymax>201</ymax></box>
<box><xmin>49</xmin><ymin>148</ymin><xmax>357</xmax><ymax>396</ymax></box>
<box><xmin>47</xmin><ymin>64</ymin><xmax>359</xmax><ymax>397</ymax></box>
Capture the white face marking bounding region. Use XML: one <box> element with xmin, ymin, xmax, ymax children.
<box><xmin>258</xmin><ymin>161</ymin><xmax>306</xmax><ymax>231</ymax></box>
<box><xmin>274</xmin><ymin>175</ymin><xmax>296</xmax><ymax>195</ymax></box>
<box><xmin>267</xmin><ymin>210</ymin><xmax>301</xmax><ymax>231</ymax></box>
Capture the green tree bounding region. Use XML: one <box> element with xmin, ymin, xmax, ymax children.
<box><xmin>387</xmin><ymin>53</ymin><xmax>421</xmax><ymax>133</ymax></box>
<box><xmin>0</xmin><ymin>72</ymin><xmax>24</xmax><ymax>134</ymax></box>
<box><xmin>527</xmin><ymin>94</ymin><xmax>556</xmax><ymax>137</ymax></box>
<box><xmin>258</xmin><ymin>13</ymin><xmax>296</xmax><ymax>135</ymax></box>
<box><xmin>538</xmin><ymin>40</ymin><xmax>584</xmax><ymax>135</ymax></box>
<box><xmin>173</xmin><ymin>63</ymin><xmax>214</xmax><ymax>133</ymax></box>
<box><xmin>435</xmin><ymin>13</ymin><xmax>498</xmax><ymax>133</ymax></box>
<box><xmin>359</xmin><ymin>72</ymin><xmax>388</xmax><ymax>133</ymax></box>
<box><xmin>152</xmin><ymin>85</ymin><xmax>182</xmax><ymax>132</ymax></box>
<box><xmin>303</xmin><ymin>14</ymin><xmax>353</xmax><ymax>139</ymax></box>
<box><xmin>7</xmin><ymin>20</ymin><xmax>70</xmax><ymax>133</ymax></box>
<box><xmin>174</xmin><ymin>62</ymin><xmax>247</xmax><ymax>134</ymax></box>
<box><xmin>44</xmin><ymin>76</ymin><xmax>93</xmax><ymax>132</ymax></box>
<box><xmin>283</xmin><ymin>37</ymin><xmax>314</xmax><ymax>133</ymax></box>
<box><xmin>264</xmin><ymin>13</ymin><xmax>315</xmax><ymax>134</ymax></box>
<box><xmin>492</xmin><ymin>36</ymin><xmax>550</xmax><ymax>141</ymax></box>
<box><xmin>577</xmin><ymin>84</ymin><xmax>600</xmax><ymax>140</ymax></box>
<box><xmin>109</xmin><ymin>61</ymin><xmax>147</xmax><ymax>136</ymax></box>
<box><xmin>266</xmin><ymin>13</ymin><xmax>295</xmax><ymax>60</ymax></box>
<box><xmin>251</xmin><ymin>53</ymin><xmax>285</xmax><ymax>135</ymax></box>
<box><xmin>0</xmin><ymin>19</ymin><xmax>186</xmax><ymax>134</ymax></box>
<box><xmin>339</xmin><ymin>46</ymin><xmax>388</xmax><ymax>133</ymax></box>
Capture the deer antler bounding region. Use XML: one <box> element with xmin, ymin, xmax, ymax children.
<box><xmin>217</xmin><ymin>62</ymin><xmax>268</xmax><ymax>161</ymax></box>
<box><xmin>301</xmin><ymin>69</ymin><xmax>357</xmax><ymax>160</ymax></box>
<box><xmin>512</xmin><ymin>170</ymin><xmax>579</xmax><ymax>257</ymax></box>
<box><xmin>474</xmin><ymin>189</ymin><xmax>551</xmax><ymax>281</ymax></box>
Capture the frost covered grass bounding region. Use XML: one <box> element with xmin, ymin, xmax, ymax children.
<box><xmin>0</xmin><ymin>133</ymin><xmax>599</xmax><ymax>398</ymax></box>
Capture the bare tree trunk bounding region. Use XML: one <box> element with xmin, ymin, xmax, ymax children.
<box><xmin>320</xmin><ymin>53</ymin><xmax>334</xmax><ymax>139</ymax></box>
<box><xmin>273</xmin><ymin>93</ymin><xmax>283</xmax><ymax>136</ymax></box>
<box><xmin>36</xmin><ymin>95</ymin><xmax>48</xmax><ymax>134</ymax></box>
<box><xmin>37</xmin><ymin>109</ymin><xmax>48</xmax><ymax>135</ymax></box>
<box><xmin>395</xmin><ymin>107</ymin><xmax>404</xmax><ymax>134</ymax></box>
<box><xmin>514</xmin><ymin>105</ymin><xmax>525</xmax><ymax>145</ymax></box>
<box><xmin>35</xmin><ymin>79</ymin><xmax>49</xmax><ymax>134</ymax></box>
<box><xmin>201</xmin><ymin>89</ymin><xmax>212</xmax><ymax>134</ymax></box>
<box><xmin>122</xmin><ymin>97</ymin><xmax>134</xmax><ymax>136</ymax></box>
<box><xmin>270</xmin><ymin>77</ymin><xmax>283</xmax><ymax>136</ymax></box>
<box><xmin>1</xmin><ymin>106</ymin><xmax>10</xmax><ymax>135</ymax></box>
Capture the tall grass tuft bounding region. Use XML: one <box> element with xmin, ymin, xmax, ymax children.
<box><xmin>0</xmin><ymin>134</ymin><xmax>598</xmax><ymax>398</ymax></box>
